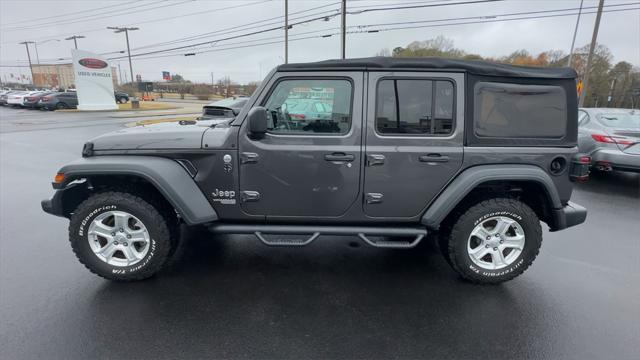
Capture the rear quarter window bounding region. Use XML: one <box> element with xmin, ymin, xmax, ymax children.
<box><xmin>474</xmin><ymin>82</ymin><xmax>567</xmax><ymax>139</ymax></box>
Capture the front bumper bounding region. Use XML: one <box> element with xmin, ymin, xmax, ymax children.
<box><xmin>41</xmin><ymin>189</ymin><xmax>66</xmax><ymax>218</ymax></box>
<box><xmin>550</xmin><ymin>201</ymin><xmax>587</xmax><ymax>232</ymax></box>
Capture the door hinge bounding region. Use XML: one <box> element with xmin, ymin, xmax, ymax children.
<box><xmin>240</xmin><ymin>152</ymin><xmax>259</xmax><ymax>164</ymax></box>
<box><xmin>241</xmin><ymin>191</ymin><xmax>261</xmax><ymax>202</ymax></box>
<box><xmin>366</xmin><ymin>154</ymin><xmax>385</xmax><ymax>166</ymax></box>
<box><xmin>365</xmin><ymin>193</ymin><xmax>384</xmax><ymax>204</ymax></box>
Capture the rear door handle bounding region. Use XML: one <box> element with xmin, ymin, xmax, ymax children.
<box><xmin>325</xmin><ymin>153</ymin><xmax>355</xmax><ymax>162</ymax></box>
<box><xmin>419</xmin><ymin>154</ymin><xmax>450</xmax><ymax>163</ymax></box>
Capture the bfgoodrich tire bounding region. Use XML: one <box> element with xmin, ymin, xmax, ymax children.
<box><xmin>69</xmin><ymin>191</ymin><xmax>173</xmax><ymax>281</ymax></box>
<box><xmin>443</xmin><ymin>198</ymin><xmax>542</xmax><ymax>284</ymax></box>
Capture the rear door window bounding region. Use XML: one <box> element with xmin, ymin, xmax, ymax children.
<box><xmin>376</xmin><ymin>79</ymin><xmax>454</xmax><ymax>135</ymax></box>
<box><xmin>474</xmin><ymin>82</ymin><xmax>567</xmax><ymax>138</ymax></box>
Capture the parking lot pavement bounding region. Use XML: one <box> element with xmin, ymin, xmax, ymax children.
<box><xmin>1</xmin><ymin>109</ymin><xmax>639</xmax><ymax>359</ymax></box>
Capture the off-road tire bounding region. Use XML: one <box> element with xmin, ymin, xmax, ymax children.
<box><xmin>442</xmin><ymin>198</ymin><xmax>542</xmax><ymax>284</ymax></box>
<box><xmin>69</xmin><ymin>191</ymin><xmax>172</xmax><ymax>281</ymax></box>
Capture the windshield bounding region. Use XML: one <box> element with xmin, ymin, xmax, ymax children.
<box><xmin>598</xmin><ymin>112</ymin><xmax>640</xmax><ymax>129</ymax></box>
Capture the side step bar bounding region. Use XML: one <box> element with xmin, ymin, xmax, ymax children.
<box><xmin>208</xmin><ymin>224</ymin><xmax>427</xmax><ymax>249</ymax></box>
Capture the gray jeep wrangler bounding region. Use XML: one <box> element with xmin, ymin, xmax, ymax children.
<box><xmin>42</xmin><ymin>57</ymin><xmax>588</xmax><ymax>284</ymax></box>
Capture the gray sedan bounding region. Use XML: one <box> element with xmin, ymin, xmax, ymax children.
<box><xmin>578</xmin><ymin>108</ymin><xmax>640</xmax><ymax>173</ymax></box>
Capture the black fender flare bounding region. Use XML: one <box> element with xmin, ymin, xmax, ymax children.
<box><xmin>55</xmin><ymin>156</ymin><xmax>218</xmax><ymax>225</ymax></box>
<box><xmin>421</xmin><ymin>164</ymin><xmax>562</xmax><ymax>229</ymax></box>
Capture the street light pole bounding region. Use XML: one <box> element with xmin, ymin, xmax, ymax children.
<box><xmin>18</xmin><ymin>41</ymin><xmax>35</xmax><ymax>84</ymax></box>
<box><xmin>65</xmin><ymin>35</ymin><xmax>85</xmax><ymax>49</ymax></box>
<box><xmin>108</xmin><ymin>27</ymin><xmax>139</xmax><ymax>84</ymax></box>
<box><xmin>579</xmin><ymin>0</ymin><xmax>604</xmax><ymax>107</ymax></box>
<box><xmin>33</xmin><ymin>39</ymin><xmax>61</xmax><ymax>64</ymax></box>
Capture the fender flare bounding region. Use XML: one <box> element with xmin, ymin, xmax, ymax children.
<box><xmin>57</xmin><ymin>156</ymin><xmax>218</xmax><ymax>225</ymax></box>
<box><xmin>421</xmin><ymin>164</ymin><xmax>562</xmax><ymax>229</ymax></box>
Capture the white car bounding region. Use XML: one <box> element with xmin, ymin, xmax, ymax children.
<box><xmin>7</xmin><ymin>91</ymin><xmax>40</xmax><ymax>107</ymax></box>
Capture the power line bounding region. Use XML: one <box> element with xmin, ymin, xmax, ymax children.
<box><xmin>122</xmin><ymin>5</ymin><xmax>638</xmax><ymax>62</ymax></box>
<box><xmin>3</xmin><ymin>1</ymin><xmax>637</xmax><ymax>65</ymax></box>
<box><xmin>107</xmin><ymin>0</ymin><xmax>503</xmax><ymax>60</ymax></box>
<box><xmin>0</xmin><ymin>0</ymin><xmax>271</xmax><ymax>44</ymax></box>
<box><xmin>2</xmin><ymin>1</ymin><xmax>173</xmax><ymax>31</ymax></box>
<box><xmin>1</xmin><ymin>0</ymin><xmax>140</xmax><ymax>26</ymax></box>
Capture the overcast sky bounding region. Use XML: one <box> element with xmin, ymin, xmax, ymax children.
<box><xmin>1</xmin><ymin>0</ymin><xmax>638</xmax><ymax>84</ymax></box>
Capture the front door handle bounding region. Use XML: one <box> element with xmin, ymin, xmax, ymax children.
<box><xmin>419</xmin><ymin>154</ymin><xmax>450</xmax><ymax>163</ymax></box>
<box><xmin>324</xmin><ymin>153</ymin><xmax>355</xmax><ymax>162</ymax></box>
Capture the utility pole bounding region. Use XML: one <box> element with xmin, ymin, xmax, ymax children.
<box><xmin>108</xmin><ymin>27</ymin><xmax>139</xmax><ymax>84</ymax></box>
<box><xmin>579</xmin><ymin>0</ymin><xmax>604</xmax><ymax>107</ymax></box>
<box><xmin>567</xmin><ymin>0</ymin><xmax>584</xmax><ymax>68</ymax></box>
<box><xmin>284</xmin><ymin>0</ymin><xmax>288</xmax><ymax>64</ymax></box>
<box><xmin>65</xmin><ymin>35</ymin><xmax>85</xmax><ymax>49</ymax></box>
<box><xmin>340</xmin><ymin>0</ymin><xmax>346</xmax><ymax>59</ymax></box>
<box><xmin>18</xmin><ymin>41</ymin><xmax>35</xmax><ymax>85</ymax></box>
<box><xmin>210</xmin><ymin>72</ymin><xmax>214</xmax><ymax>87</ymax></box>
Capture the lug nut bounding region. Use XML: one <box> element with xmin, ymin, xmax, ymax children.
<box><xmin>486</xmin><ymin>236</ymin><xmax>491</xmax><ymax>240</ymax></box>
<box><xmin>500</xmin><ymin>240</ymin><xmax>504</xmax><ymax>244</ymax></box>
<box><xmin>485</xmin><ymin>244</ymin><xmax>490</xmax><ymax>248</ymax></box>
<box><xmin>493</xmin><ymin>247</ymin><xmax>498</xmax><ymax>251</ymax></box>
<box><xmin>119</xmin><ymin>228</ymin><xmax>124</xmax><ymax>232</ymax></box>
<box><xmin>495</xmin><ymin>234</ymin><xmax>500</xmax><ymax>237</ymax></box>
<box><xmin>113</xmin><ymin>241</ymin><xmax>119</xmax><ymax>245</ymax></box>
<box><xmin>123</xmin><ymin>242</ymin><xmax>128</xmax><ymax>246</ymax></box>
<box><xmin>126</xmin><ymin>234</ymin><xmax>131</xmax><ymax>239</ymax></box>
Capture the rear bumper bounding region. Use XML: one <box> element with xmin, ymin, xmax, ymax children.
<box><xmin>591</xmin><ymin>149</ymin><xmax>640</xmax><ymax>172</ymax></box>
<box><xmin>550</xmin><ymin>201</ymin><xmax>587</xmax><ymax>232</ymax></box>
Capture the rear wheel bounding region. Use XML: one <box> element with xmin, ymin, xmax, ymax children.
<box><xmin>441</xmin><ymin>198</ymin><xmax>542</xmax><ymax>284</ymax></box>
<box><xmin>55</xmin><ymin>102</ymin><xmax>68</xmax><ymax>110</ymax></box>
<box><xmin>69</xmin><ymin>191</ymin><xmax>173</xmax><ymax>281</ymax></box>
<box><xmin>118</xmin><ymin>97</ymin><xmax>128</xmax><ymax>104</ymax></box>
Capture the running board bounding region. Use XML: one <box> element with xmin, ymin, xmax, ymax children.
<box><xmin>208</xmin><ymin>224</ymin><xmax>427</xmax><ymax>248</ymax></box>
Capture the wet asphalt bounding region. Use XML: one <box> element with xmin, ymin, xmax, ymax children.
<box><xmin>1</xmin><ymin>106</ymin><xmax>639</xmax><ymax>359</ymax></box>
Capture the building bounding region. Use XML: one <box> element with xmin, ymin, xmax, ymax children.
<box><xmin>31</xmin><ymin>63</ymin><xmax>118</xmax><ymax>89</ymax></box>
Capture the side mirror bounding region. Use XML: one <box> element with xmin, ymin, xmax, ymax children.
<box><xmin>248</xmin><ymin>106</ymin><xmax>268</xmax><ymax>135</ymax></box>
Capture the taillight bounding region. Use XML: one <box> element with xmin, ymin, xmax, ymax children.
<box><xmin>591</xmin><ymin>134</ymin><xmax>634</xmax><ymax>145</ymax></box>
<box><xmin>290</xmin><ymin>114</ymin><xmax>306</xmax><ymax>120</ymax></box>
<box><xmin>570</xmin><ymin>154</ymin><xmax>591</xmax><ymax>182</ymax></box>
<box><xmin>42</xmin><ymin>96</ymin><xmax>51</xmax><ymax>101</ymax></box>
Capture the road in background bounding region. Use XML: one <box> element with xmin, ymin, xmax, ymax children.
<box><xmin>1</xmin><ymin>108</ymin><xmax>639</xmax><ymax>359</ymax></box>
<box><xmin>0</xmin><ymin>101</ymin><xmax>203</xmax><ymax>133</ymax></box>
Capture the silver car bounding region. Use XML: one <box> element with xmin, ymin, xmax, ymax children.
<box><xmin>578</xmin><ymin>108</ymin><xmax>640</xmax><ymax>173</ymax></box>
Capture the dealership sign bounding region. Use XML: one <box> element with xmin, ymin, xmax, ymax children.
<box><xmin>72</xmin><ymin>49</ymin><xmax>117</xmax><ymax>110</ymax></box>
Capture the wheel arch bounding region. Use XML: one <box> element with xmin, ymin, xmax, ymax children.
<box><xmin>422</xmin><ymin>164</ymin><xmax>562</xmax><ymax>230</ymax></box>
<box><xmin>53</xmin><ymin>156</ymin><xmax>218</xmax><ymax>225</ymax></box>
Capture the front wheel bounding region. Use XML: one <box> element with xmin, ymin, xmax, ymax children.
<box><xmin>69</xmin><ymin>191</ymin><xmax>173</xmax><ymax>281</ymax></box>
<box><xmin>118</xmin><ymin>97</ymin><xmax>128</xmax><ymax>104</ymax></box>
<box><xmin>442</xmin><ymin>198</ymin><xmax>542</xmax><ymax>284</ymax></box>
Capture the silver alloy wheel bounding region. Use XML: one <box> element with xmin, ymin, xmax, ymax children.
<box><xmin>467</xmin><ymin>216</ymin><xmax>526</xmax><ymax>270</ymax></box>
<box><xmin>87</xmin><ymin>210</ymin><xmax>150</xmax><ymax>267</ymax></box>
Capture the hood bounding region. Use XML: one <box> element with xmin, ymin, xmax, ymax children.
<box><xmin>91</xmin><ymin>120</ymin><xmax>214</xmax><ymax>151</ymax></box>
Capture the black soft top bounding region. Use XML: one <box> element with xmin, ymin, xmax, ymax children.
<box><xmin>278</xmin><ymin>57</ymin><xmax>576</xmax><ymax>79</ymax></box>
